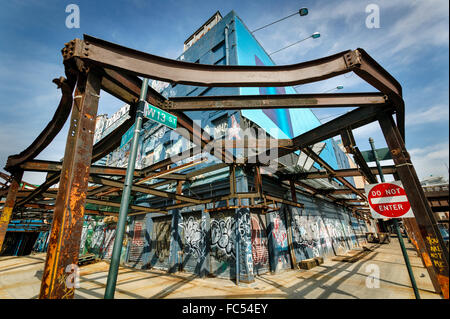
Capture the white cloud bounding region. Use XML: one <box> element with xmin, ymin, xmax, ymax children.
<box><xmin>406</xmin><ymin>104</ymin><xmax>450</xmax><ymax>126</ymax></box>
<box><xmin>409</xmin><ymin>142</ymin><xmax>450</xmax><ymax>180</ymax></box>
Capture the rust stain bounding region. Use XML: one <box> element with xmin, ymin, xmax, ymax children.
<box><xmin>437</xmin><ymin>275</ymin><xmax>449</xmax><ymax>299</ymax></box>
<box><xmin>422</xmin><ymin>252</ymin><xmax>432</xmax><ymax>267</ymax></box>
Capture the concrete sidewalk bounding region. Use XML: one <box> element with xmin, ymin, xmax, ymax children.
<box><xmin>0</xmin><ymin>236</ymin><xmax>443</xmax><ymax>299</ymax></box>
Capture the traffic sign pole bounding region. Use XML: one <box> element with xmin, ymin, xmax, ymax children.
<box><xmin>393</xmin><ymin>218</ymin><xmax>420</xmax><ymax>299</ymax></box>
<box><xmin>368</xmin><ymin>138</ymin><xmax>420</xmax><ymax>299</ymax></box>
<box><xmin>104</xmin><ymin>78</ymin><xmax>149</xmax><ymax>299</ymax></box>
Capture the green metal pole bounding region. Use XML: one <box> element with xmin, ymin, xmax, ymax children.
<box><xmin>104</xmin><ymin>78</ymin><xmax>149</xmax><ymax>299</ymax></box>
<box><xmin>369</xmin><ymin>137</ymin><xmax>420</xmax><ymax>299</ymax></box>
<box><xmin>369</xmin><ymin>137</ymin><xmax>384</xmax><ymax>182</ymax></box>
<box><xmin>393</xmin><ymin>218</ymin><xmax>421</xmax><ymax>299</ymax></box>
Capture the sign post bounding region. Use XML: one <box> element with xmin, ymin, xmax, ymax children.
<box><xmin>365</xmin><ymin>180</ymin><xmax>421</xmax><ymax>299</ymax></box>
<box><xmin>104</xmin><ymin>78</ymin><xmax>149</xmax><ymax>299</ymax></box>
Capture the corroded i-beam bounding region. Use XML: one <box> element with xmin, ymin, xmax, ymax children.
<box><xmin>39</xmin><ymin>69</ymin><xmax>102</xmax><ymax>299</ymax></box>
<box><xmin>1</xmin><ymin>33</ymin><xmax>446</xmax><ymax>299</ymax></box>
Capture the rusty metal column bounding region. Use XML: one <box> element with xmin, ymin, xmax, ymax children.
<box><xmin>378</xmin><ymin>113</ymin><xmax>449</xmax><ymax>299</ymax></box>
<box><xmin>0</xmin><ymin>170</ymin><xmax>23</xmax><ymax>251</ymax></box>
<box><xmin>39</xmin><ymin>69</ymin><xmax>101</xmax><ymax>299</ymax></box>
<box><xmin>287</xmin><ymin>180</ymin><xmax>298</xmax><ymax>269</ymax></box>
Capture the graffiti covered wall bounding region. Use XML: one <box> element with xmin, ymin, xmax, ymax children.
<box><xmin>210</xmin><ymin>210</ymin><xmax>236</xmax><ymax>278</ymax></box>
<box><xmin>150</xmin><ymin>216</ymin><xmax>172</xmax><ymax>269</ymax></box>
<box><xmin>250</xmin><ymin>212</ymin><xmax>270</xmax><ymax>275</ymax></box>
<box><xmin>267</xmin><ymin>209</ymin><xmax>291</xmax><ymax>272</ymax></box>
<box><xmin>180</xmin><ymin>211</ymin><xmax>207</xmax><ymax>275</ymax></box>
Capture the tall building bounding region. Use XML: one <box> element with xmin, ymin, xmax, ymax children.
<box><xmin>86</xmin><ymin>10</ymin><xmax>371</xmax><ymax>282</ymax></box>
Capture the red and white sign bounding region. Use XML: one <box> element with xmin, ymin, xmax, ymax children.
<box><xmin>364</xmin><ymin>181</ymin><xmax>414</xmax><ymax>219</ymax></box>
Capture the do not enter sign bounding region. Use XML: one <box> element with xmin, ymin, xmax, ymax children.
<box><xmin>364</xmin><ymin>181</ymin><xmax>414</xmax><ymax>219</ymax></box>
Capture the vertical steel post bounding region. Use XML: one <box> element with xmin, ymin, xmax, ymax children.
<box><xmin>287</xmin><ymin>181</ymin><xmax>298</xmax><ymax>268</ymax></box>
<box><xmin>394</xmin><ymin>218</ymin><xmax>420</xmax><ymax>299</ymax></box>
<box><xmin>39</xmin><ymin>70</ymin><xmax>101</xmax><ymax>299</ymax></box>
<box><xmin>369</xmin><ymin>136</ymin><xmax>420</xmax><ymax>299</ymax></box>
<box><xmin>378</xmin><ymin>114</ymin><xmax>449</xmax><ymax>299</ymax></box>
<box><xmin>0</xmin><ymin>169</ymin><xmax>23</xmax><ymax>251</ymax></box>
<box><xmin>369</xmin><ymin>137</ymin><xmax>384</xmax><ymax>182</ymax></box>
<box><xmin>104</xmin><ymin>78</ymin><xmax>149</xmax><ymax>299</ymax></box>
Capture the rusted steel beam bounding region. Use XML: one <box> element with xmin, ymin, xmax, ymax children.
<box><xmin>351</xmin><ymin>49</ymin><xmax>405</xmax><ymax>138</ymax></box>
<box><xmin>66</xmin><ymin>36</ymin><xmax>404</xmax><ymax>139</ymax></box>
<box><xmin>0</xmin><ymin>170</ymin><xmax>23</xmax><ymax>250</ymax></box>
<box><xmin>66</xmin><ymin>36</ymin><xmax>402</xmax><ymax>103</ymax></box>
<box><xmin>210</xmin><ymin>138</ymin><xmax>293</xmax><ymax>149</ymax></box>
<box><xmin>139</xmin><ymin>160</ymin><xmax>203</xmax><ymax>182</ymax></box>
<box><xmin>16</xmin><ymin>173</ymin><xmax>61</xmax><ymax>206</ymax></box>
<box><xmin>66</xmin><ymin>36</ymin><xmax>350</xmax><ymax>87</ymax></box>
<box><xmin>185</xmin><ymin>163</ymin><xmax>228</xmax><ymax>180</ymax></box>
<box><xmin>0</xmin><ymin>171</ymin><xmax>11</xmax><ymax>182</ymax></box>
<box><xmin>4</xmin><ymin>76</ymin><xmax>76</xmax><ymax>172</ymax></box>
<box><xmin>280</xmin><ymin>165</ymin><xmax>396</xmax><ymax>180</ymax></box>
<box><xmin>351</xmin><ymin>146</ymin><xmax>378</xmax><ymax>184</ymax></box>
<box><xmin>89</xmin><ymin>175</ymin><xmax>203</xmax><ymax>204</ymax></box>
<box><xmin>249</xmin><ymin>105</ymin><xmax>394</xmax><ymax>164</ymax></box>
<box><xmin>264</xmin><ymin>194</ymin><xmax>303</xmax><ymax>208</ymax></box>
<box><xmin>100</xmin><ymin>68</ymin><xmax>235</xmax><ymax>164</ymax></box>
<box><xmin>19</xmin><ymin>159</ymin><xmax>141</xmax><ymax>177</ymax></box>
<box><xmin>84</xmin><ymin>198</ymin><xmax>163</xmax><ymax>213</ymax></box>
<box><xmin>301</xmin><ymin>147</ymin><xmax>366</xmax><ymax>200</ymax></box>
<box><xmin>168</xmin><ymin>92</ymin><xmax>387</xmax><ymax>111</ymax></box>
<box><xmin>39</xmin><ymin>70</ymin><xmax>102</xmax><ymax>299</ymax></box>
<box><xmin>403</xmin><ymin>217</ymin><xmax>442</xmax><ymax>293</ymax></box>
<box><xmin>378</xmin><ymin>113</ymin><xmax>449</xmax><ymax>298</ymax></box>
<box><xmin>23</xmin><ymin>203</ymin><xmax>117</xmax><ymax>217</ymax></box>
<box><xmin>340</xmin><ymin>129</ymin><xmax>378</xmax><ymax>184</ymax></box>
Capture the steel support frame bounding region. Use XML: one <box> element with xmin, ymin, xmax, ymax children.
<box><xmin>2</xmin><ymin>34</ymin><xmax>433</xmax><ymax>299</ymax></box>
<box><xmin>378</xmin><ymin>113</ymin><xmax>449</xmax><ymax>298</ymax></box>
<box><xmin>39</xmin><ymin>69</ymin><xmax>102</xmax><ymax>299</ymax></box>
<box><xmin>0</xmin><ymin>170</ymin><xmax>24</xmax><ymax>251</ymax></box>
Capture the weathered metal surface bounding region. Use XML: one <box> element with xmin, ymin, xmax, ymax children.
<box><xmin>89</xmin><ymin>175</ymin><xmax>203</xmax><ymax>204</ymax></box>
<box><xmin>378</xmin><ymin>114</ymin><xmax>449</xmax><ymax>298</ymax></box>
<box><xmin>403</xmin><ymin>217</ymin><xmax>442</xmax><ymax>293</ymax></box>
<box><xmin>0</xmin><ymin>170</ymin><xmax>23</xmax><ymax>250</ymax></box>
<box><xmin>39</xmin><ymin>70</ymin><xmax>102</xmax><ymax>299</ymax></box>
<box><xmin>168</xmin><ymin>92</ymin><xmax>387</xmax><ymax>111</ymax></box>
<box><xmin>249</xmin><ymin>105</ymin><xmax>395</xmax><ymax>164</ymax></box>
<box><xmin>19</xmin><ymin>159</ymin><xmax>141</xmax><ymax>177</ymax></box>
<box><xmin>301</xmin><ymin>146</ymin><xmax>366</xmax><ymax>200</ymax></box>
<box><xmin>4</xmin><ymin>77</ymin><xmax>76</xmax><ymax>172</ymax></box>
<box><xmin>280</xmin><ymin>165</ymin><xmax>396</xmax><ymax>180</ymax></box>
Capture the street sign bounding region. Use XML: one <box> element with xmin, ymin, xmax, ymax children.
<box><xmin>144</xmin><ymin>102</ymin><xmax>177</xmax><ymax>129</ymax></box>
<box><xmin>360</xmin><ymin>147</ymin><xmax>392</xmax><ymax>162</ymax></box>
<box><xmin>365</xmin><ymin>181</ymin><xmax>414</xmax><ymax>219</ymax></box>
<box><xmin>120</xmin><ymin>123</ymin><xmax>135</xmax><ymax>148</ymax></box>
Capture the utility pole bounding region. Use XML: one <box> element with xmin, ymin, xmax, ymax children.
<box><xmin>104</xmin><ymin>78</ymin><xmax>149</xmax><ymax>299</ymax></box>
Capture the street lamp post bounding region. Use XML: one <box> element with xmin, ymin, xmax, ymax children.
<box><xmin>322</xmin><ymin>85</ymin><xmax>344</xmax><ymax>93</ymax></box>
<box><xmin>269</xmin><ymin>32</ymin><xmax>320</xmax><ymax>56</ymax></box>
<box><xmin>251</xmin><ymin>8</ymin><xmax>309</xmax><ymax>33</ymax></box>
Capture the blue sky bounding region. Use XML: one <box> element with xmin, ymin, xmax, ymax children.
<box><xmin>0</xmin><ymin>0</ymin><xmax>448</xmax><ymax>185</ymax></box>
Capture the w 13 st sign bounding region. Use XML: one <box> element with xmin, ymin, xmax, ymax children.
<box><xmin>364</xmin><ymin>181</ymin><xmax>414</xmax><ymax>219</ymax></box>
